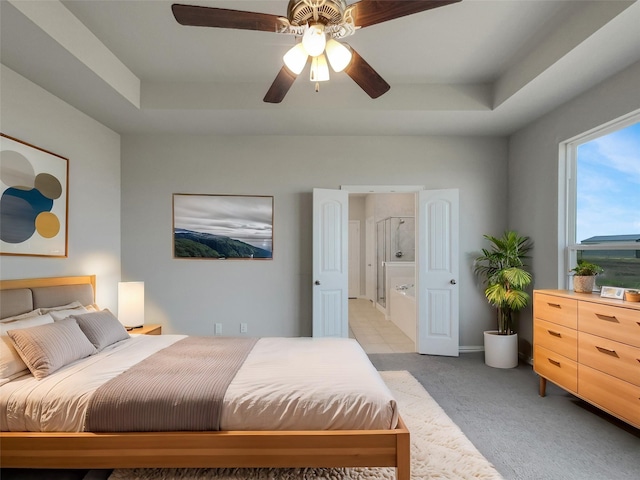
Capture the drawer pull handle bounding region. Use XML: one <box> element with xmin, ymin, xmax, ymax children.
<box><xmin>547</xmin><ymin>303</ymin><xmax>562</xmax><ymax>309</ymax></box>
<box><xmin>595</xmin><ymin>313</ymin><xmax>619</xmax><ymax>323</ymax></box>
<box><xmin>548</xmin><ymin>358</ymin><xmax>561</xmax><ymax>367</ymax></box>
<box><xmin>595</xmin><ymin>346</ymin><xmax>619</xmax><ymax>358</ymax></box>
<box><xmin>547</xmin><ymin>330</ymin><xmax>562</xmax><ymax>338</ymax></box>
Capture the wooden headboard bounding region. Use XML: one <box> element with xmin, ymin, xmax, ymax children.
<box><xmin>0</xmin><ymin>275</ymin><xmax>96</xmax><ymax>292</ymax></box>
<box><xmin>0</xmin><ymin>275</ymin><xmax>96</xmax><ymax>319</ymax></box>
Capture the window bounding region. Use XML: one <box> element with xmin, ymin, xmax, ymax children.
<box><xmin>561</xmin><ymin>112</ymin><xmax>640</xmax><ymax>290</ymax></box>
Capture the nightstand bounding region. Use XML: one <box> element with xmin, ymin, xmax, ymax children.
<box><xmin>129</xmin><ymin>324</ymin><xmax>162</xmax><ymax>335</ymax></box>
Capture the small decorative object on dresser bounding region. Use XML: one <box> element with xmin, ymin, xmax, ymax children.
<box><xmin>570</xmin><ymin>260</ymin><xmax>603</xmax><ymax>293</ymax></box>
<box><xmin>600</xmin><ymin>286</ymin><xmax>624</xmax><ymax>300</ymax></box>
<box><xmin>625</xmin><ymin>289</ymin><xmax>640</xmax><ymax>302</ymax></box>
<box><xmin>533</xmin><ymin>289</ymin><xmax>640</xmax><ymax>428</ymax></box>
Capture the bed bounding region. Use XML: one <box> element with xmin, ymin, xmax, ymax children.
<box><xmin>0</xmin><ymin>275</ymin><xmax>410</xmax><ymax>479</ymax></box>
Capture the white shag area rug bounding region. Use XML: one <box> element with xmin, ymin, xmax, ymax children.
<box><xmin>109</xmin><ymin>370</ymin><xmax>503</xmax><ymax>480</ymax></box>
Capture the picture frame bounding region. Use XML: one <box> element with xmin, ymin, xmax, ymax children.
<box><xmin>0</xmin><ymin>133</ymin><xmax>69</xmax><ymax>257</ymax></box>
<box><xmin>600</xmin><ymin>286</ymin><xmax>624</xmax><ymax>300</ymax></box>
<box><xmin>173</xmin><ymin>194</ymin><xmax>273</xmax><ymax>259</ymax></box>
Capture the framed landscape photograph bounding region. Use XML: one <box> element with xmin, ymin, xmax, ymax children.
<box><xmin>0</xmin><ymin>133</ymin><xmax>69</xmax><ymax>257</ymax></box>
<box><xmin>173</xmin><ymin>194</ymin><xmax>273</xmax><ymax>260</ymax></box>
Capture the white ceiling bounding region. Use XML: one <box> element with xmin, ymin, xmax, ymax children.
<box><xmin>2</xmin><ymin>0</ymin><xmax>639</xmax><ymax>136</ymax></box>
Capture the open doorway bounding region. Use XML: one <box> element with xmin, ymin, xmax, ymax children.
<box><xmin>348</xmin><ymin>192</ymin><xmax>416</xmax><ymax>353</ymax></box>
<box><xmin>313</xmin><ymin>187</ymin><xmax>459</xmax><ymax>357</ymax></box>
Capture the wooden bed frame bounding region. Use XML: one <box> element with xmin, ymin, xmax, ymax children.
<box><xmin>0</xmin><ymin>275</ymin><xmax>410</xmax><ymax>479</ymax></box>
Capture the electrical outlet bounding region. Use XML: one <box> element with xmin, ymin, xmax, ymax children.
<box><xmin>240</xmin><ymin>323</ymin><xmax>247</xmax><ymax>334</ymax></box>
<box><xmin>214</xmin><ymin>323</ymin><xmax>222</xmax><ymax>336</ymax></box>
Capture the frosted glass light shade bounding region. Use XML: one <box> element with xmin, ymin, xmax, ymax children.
<box><xmin>325</xmin><ymin>39</ymin><xmax>352</xmax><ymax>72</ymax></box>
<box><xmin>302</xmin><ymin>24</ymin><xmax>326</xmax><ymax>57</ymax></box>
<box><xmin>118</xmin><ymin>281</ymin><xmax>144</xmax><ymax>328</ymax></box>
<box><xmin>283</xmin><ymin>43</ymin><xmax>309</xmax><ymax>74</ymax></box>
<box><xmin>310</xmin><ymin>54</ymin><xmax>330</xmax><ymax>82</ymax></box>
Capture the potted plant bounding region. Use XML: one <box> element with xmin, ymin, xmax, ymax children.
<box><xmin>474</xmin><ymin>230</ymin><xmax>533</xmax><ymax>368</ymax></box>
<box><xmin>570</xmin><ymin>260</ymin><xmax>603</xmax><ymax>293</ymax></box>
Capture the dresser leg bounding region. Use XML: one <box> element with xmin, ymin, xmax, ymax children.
<box><xmin>539</xmin><ymin>377</ymin><xmax>547</xmax><ymax>397</ymax></box>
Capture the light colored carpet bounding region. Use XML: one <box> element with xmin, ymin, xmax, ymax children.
<box><xmin>109</xmin><ymin>371</ymin><xmax>503</xmax><ymax>480</ymax></box>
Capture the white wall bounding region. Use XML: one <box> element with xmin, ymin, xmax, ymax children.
<box><xmin>121</xmin><ymin>134</ymin><xmax>508</xmax><ymax>347</ymax></box>
<box><xmin>0</xmin><ymin>65</ymin><xmax>121</xmax><ymax>311</ymax></box>
<box><xmin>508</xmin><ymin>59</ymin><xmax>640</xmax><ymax>359</ymax></box>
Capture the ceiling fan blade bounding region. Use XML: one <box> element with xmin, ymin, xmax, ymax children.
<box><xmin>264</xmin><ymin>67</ymin><xmax>298</xmax><ymax>103</ymax></box>
<box><xmin>344</xmin><ymin>49</ymin><xmax>390</xmax><ymax>99</ymax></box>
<box><xmin>172</xmin><ymin>4</ymin><xmax>283</xmax><ymax>32</ymax></box>
<box><xmin>351</xmin><ymin>0</ymin><xmax>462</xmax><ymax>28</ymax></box>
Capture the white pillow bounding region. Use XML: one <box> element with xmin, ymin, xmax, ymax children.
<box><xmin>49</xmin><ymin>305</ymin><xmax>90</xmax><ymax>321</ymax></box>
<box><xmin>7</xmin><ymin>318</ymin><xmax>96</xmax><ymax>380</ymax></box>
<box><xmin>0</xmin><ymin>313</ymin><xmax>54</xmax><ymax>382</ymax></box>
<box><xmin>0</xmin><ymin>308</ymin><xmax>41</xmax><ymax>324</ymax></box>
<box><xmin>39</xmin><ymin>301</ymin><xmax>84</xmax><ymax>313</ymax></box>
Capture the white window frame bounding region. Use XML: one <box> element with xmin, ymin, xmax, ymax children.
<box><xmin>558</xmin><ymin>109</ymin><xmax>640</xmax><ymax>289</ymax></box>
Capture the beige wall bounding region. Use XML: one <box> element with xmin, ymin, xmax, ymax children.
<box><xmin>0</xmin><ymin>65</ymin><xmax>121</xmax><ymax>311</ymax></box>
<box><xmin>508</xmin><ymin>59</ymin><xmax>640</xmax><ymax>359</ymax></box>
<box><xmin>121</xmin><ymin>134</ymin><xmax>508</xmax><ymax>347</ymax></box>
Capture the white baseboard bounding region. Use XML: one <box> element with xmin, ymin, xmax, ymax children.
<box><xmin>459</xmin><ymin>346</ymin><xmax>484</xmax><ymax>353</ymax></box>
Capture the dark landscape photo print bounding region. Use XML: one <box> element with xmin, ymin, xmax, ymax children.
<box><xmin>173</xmin><ymin>193</ymin><xmax>273</xmax><ymax>259</ymax></box>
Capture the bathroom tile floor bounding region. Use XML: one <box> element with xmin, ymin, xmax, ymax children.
<box><xmin>348</xmin><ymin>298</ymin><xmax>415</xmax><ymax>353</ymax></box>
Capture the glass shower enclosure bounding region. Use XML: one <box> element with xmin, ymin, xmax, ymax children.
<box><xmin>376</xmin><ymin>216</ymin><xmax>415</xmax><ymax>308</ymax></box>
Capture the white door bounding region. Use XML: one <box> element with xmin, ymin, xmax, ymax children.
<box><xmin>312</xmin><ymin>188</ymin><xmax>349</xmax><ymax>337</ymax></box>
<box><xmin>348</xmin><ymin>221</ymin><xmax>360</xmax><ymax>298</ymax></box>
<box><xmin>365</xmin><ymin>216</ymin><xmax>375</xmax><ymax>302</ymax></box>
<box><xmin>416</xmin><ymin>189</ymin><xmax>459</xmax><ymax>356</ymax></box>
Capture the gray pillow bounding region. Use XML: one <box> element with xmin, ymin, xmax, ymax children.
<box><xmin>72</xmin><ymin>310</ymin><xmax>130</xmax><ymax>351</ymax></box>
<box><xmin>7</xmin><ymin>318</ymin><xmax>97</xmax><ymax>380</ymax></box>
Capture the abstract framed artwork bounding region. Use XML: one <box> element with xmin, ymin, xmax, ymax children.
<box><xmin>0</xmin><ymin>134</ymin><xmax>69</xmax><ymax>257</ymax></box>
<box><xmin>173</xmin><ymin>194</ymin><xmax>273</xmax><ymax>259</ymax></box>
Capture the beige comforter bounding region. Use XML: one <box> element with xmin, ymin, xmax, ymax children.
<box><xmin>1</xmin><ymin>336</ymin><xmax>398</xmax><ymax>432</ymax></box>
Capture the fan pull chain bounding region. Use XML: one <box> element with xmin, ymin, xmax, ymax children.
<box><xmin>315</xmin><ymin>82</ymin><xmax>320</xmax><ymax>92</ymax></box>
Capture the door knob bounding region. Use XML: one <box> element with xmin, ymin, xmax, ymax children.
<box><xmin>315</xmin><ymin>280</ymin><xmax>321</xmax><ymax>285</ymax></box>
<box><xmin>450</xmin><ymin>279</ymin><xmax>457</xmax><ymax>285</ymax></box>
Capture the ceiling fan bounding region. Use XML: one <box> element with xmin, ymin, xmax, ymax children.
<box><xmin>172</xmin><ymin>0</ymin><xmax>461</xmax><ymax>103</ymax></box>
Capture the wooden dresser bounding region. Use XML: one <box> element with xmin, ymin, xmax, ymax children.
<box><xmin>533</xmin><ymin>290</ymin><xmax>640</xmax><ymax>428</ymax></box>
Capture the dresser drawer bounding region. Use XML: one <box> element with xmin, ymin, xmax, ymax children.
<box><xmin>534</xmin><ymin>318</ymin><xmax>577</xmax><ymax>361</ymax></box>
<box><xmin>579</xmin><ymin>302</ymin><xmax>640</xmax><ymax>348</ymax></box>
<box><xmin>534</xmin><ymin>345</ymin><xmax>577</xmax><ymax>393</ymax></box>
<box><xmin>578</xmin><ymin>331</ymin><xmax>640</xmax><ymax>387</ymax></box>
<box><xmin>578</xmin><ymin>364</ymin><xmax>640</xmax><ymax>428</ymax></box>
<box><xmin>534</xmin><ymin>293</ymin><xmax>577</xmax><ymax>329</ymax></box>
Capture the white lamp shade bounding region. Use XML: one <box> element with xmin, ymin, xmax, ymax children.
<box><xmin>118</xmin><ymin>281</ymin><xmax>144</xmax><ymax>328</ymax></box>
<box><xmin>283</xmin><ymin>42</ymin><xmax>309</xmax><ymax>75</ymax></box>
<box><xmin>302</xmin><ymin>24</ymin><xmax>326</xmax><ymax>57</ymax></box>
<box><xmin>310</xmin><ymin>54</ymin><xmax>330</xmax><ymax>82</ymax></box>
<box><xmin>325</xmin><ymin>39</ymin><xmax>352</xmax><ymax>72</ymax></box>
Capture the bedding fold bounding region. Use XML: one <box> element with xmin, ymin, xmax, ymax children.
<box><xmin>85</xmin><ymin>336</ymin><xmax>258</xmax><ymax>432</ymax></box>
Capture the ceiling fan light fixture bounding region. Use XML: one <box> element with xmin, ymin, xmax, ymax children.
<box><xmin>325</xmin><ymin>38</ymin><xmax>352</xmax><ymax>73</ymax></box>
<box><xmin>302</xmin><ymin>23</ymin><xmax>326</xmax><ymax>57</ymax></box>
<box><xmin>283</xmin><ymin>42</ymin><xmax>309</xmax><ymax>74</ymax></box>
<box><xmin>310</xmin><ymin>53</ymin><xmax>330</xmax><ymax>82</ymax></box>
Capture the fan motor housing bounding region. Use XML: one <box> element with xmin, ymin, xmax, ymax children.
<box><xmin>287</xmin><ymin>0</ymin><xmax>347</xmax><ymax>26</ymax></box>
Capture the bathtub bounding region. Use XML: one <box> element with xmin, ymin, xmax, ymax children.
<box><xmin>389</xmin><ymin>284</ymin><xmax>416</xmax><ymax>344</ymax></box>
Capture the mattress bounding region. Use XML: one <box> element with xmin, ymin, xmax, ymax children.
<box><xmin>1</xmin><ymin>335</ymin><xmax>398</xmax><ymax>432</ymax></box>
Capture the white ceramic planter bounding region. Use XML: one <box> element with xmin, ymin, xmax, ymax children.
<box><xmin>484</xmin><ymin>330</ymin><xmax>518</xmax><ymax>368</ymax></box>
